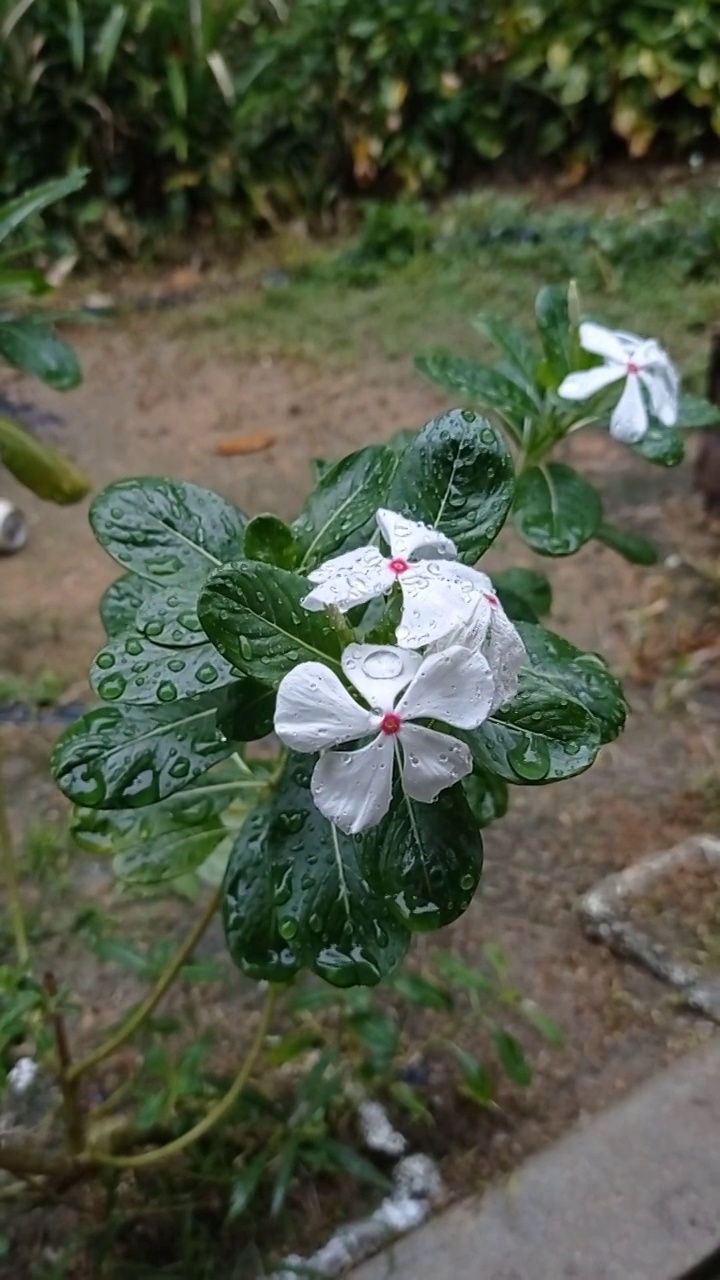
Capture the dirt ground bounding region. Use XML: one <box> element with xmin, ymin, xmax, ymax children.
<box><xmin>1</xmin><ymin>305</ymin><xmax>719</xmax><ymax>1272</ymax></box>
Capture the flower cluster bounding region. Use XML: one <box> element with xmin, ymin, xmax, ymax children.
<box><xmin>558</xmin><ymin>321</ymin><xmax>679</xmax><ymax>444</ymax></box>
<box><xmin>274</xmin><ymin>509</ymin><xmax>527</xmax><ymax>834</ymax></box>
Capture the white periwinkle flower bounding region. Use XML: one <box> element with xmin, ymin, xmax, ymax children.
<box><xmin>429</xmin><ymin>566</ymin><xmax>527</xmax><ymax>711</ymax></box>
<box><xmin>557</xmin><ymin>321</ymin><xmax>679</xmax><ymax>444</ymax></box>
<box><xmin>274</xmin><ymin>642</ymin><xmax>495</xmax><ymax>834</ymax></box>
<box><xmin>302</xmin><ymin>508</ymin><xmax>483</xmax><ymax>648</ymax></box>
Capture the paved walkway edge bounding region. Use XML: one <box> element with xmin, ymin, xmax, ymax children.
<box><xmin>350</xmin><ymin>1038</ymin><xmax>720</xmax><ymax>1280</ymax></box>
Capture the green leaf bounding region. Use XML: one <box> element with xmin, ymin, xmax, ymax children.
<box><xmin>462</xmin><ymin>767</ymin><xmax>508</xmax><ymax>827</ymax></box>
<box><xmin>632</xmin><ymin>422</ymin><xmax>684</xmax><ymax>467</ymax></box>
<box><xmin>0</xmin><ymin>320</ymin><xmax>82</xmax><ymax>389</ymax></box>
<box><xmin>514</xmin><ymin>463</ymin><xmax>602</xmax><ymax>556</ymax></box>
<box><xmin>414</xmin><ymin>352</ymin><xmax>540</xmax><ymax>426</ymax></box>
<box><xmin>244</xmin><ymin>513</ymin><xmax>298</xmax><ymax>569</ymax></box>
<box><xmin>90</xmin><ymin>478</ymin><xmax>247</xmax><ymax>585</ymax></box>
<box><xmin>452</xmin><ymin>1046</ymin><xmax>495</xmax><ymax>1107</ymax></box>
<box><xmin>493</xmin><ymin>567</ymin><xmax>552</xmax><ymax>620</ymax></box>
<box><xmin>321</xmin><ymin>1139</ymin><xmax>392</xmax><ymax>1191</ymax></box>
<box><xmin>95</xmin><ymin>4</ymin><xmax>127</xmax><ymax>78</ymax></box>
<box><xmin>198</xmin><ymin>561</ymin><xmax>343</xmax><ymax>686</ymax></box>
<box><xmin>493</xmin><ymin>1029</ymin><xmax>532</xmax><ymax>1086</ymax></box>
<box><xmin>466</xmin><ymin>670</ymin><xmax>602</xmax><ymax>783</ymax></box>
<box><xmin>674</xmin><ymin>393</ymin><xmax>720</xmax><ymax>429</ymax></box>
<box><xmin>223</xmin><ymin>805</ymin><xmax>302</xmax><ymax>984</ymax></box>
<box><xmin>471</xmin><ymin>313</ymin><xmax>538</xmax><ymax>390</ymax></box>
<box><xmin>228</xmin><ymin>1155</ymin><xmax>269</xmax><ymax>1221</ymax></box>
<box><xmin>368</xmin><ymin>783</ymin><xmax>483</xmax><ymax>932</ymax></box>
<box><xmin>100</xmin><ymin>574</ymin><xmax>160</xmax><ymax>638</ymax></box>
<box><xmin>215</xmin><ymin>676</ymin><xmax>275</xmax><ymax>743</ymax></box>
<box><xmin>595</xmin><ymin>521</ymin><xmax>658</xmax><ymax>566</ymax></box>
<box><xmin>349</xmin><ymin>1009</ymin><xmax>399</xmax><ymax>1074</ymax></box>
<box><xmin>77</xmin><ymin>770</ymin><xmax>254</xmax><ymax>884</ymax></box>
<box><xmin>263</xmin><ymin>755</ymin><xmax>409</xmax><ymax>987</ymax></box>
<box><xmin>0</xmin><ymin>171</ymin><xmax>88</xmax><ymax>246</ymax></box>
<box><xmin>90</xmin><ymin>632</ymin><xmax>235</xmax><ymax>705</ymax></box>
<box><xmin>293</xmin><ymin>445</ymin><xmax>397</xmax><ymax>571</ymax></box>
<box><xmin>166</xmin><ymin>55</ymin><xmax>188</xmax><ymax>118</ymax></box>
<box><xmin>390</xmin><ymin>971</ymin><xmax>453</xmax><ymax>1011</ymax></box>
<box><xmin>135</xmin><ymin>587</ymin><xmax>206</xmax><ymax>647</ymax></box>
<box><xmin>518</xmin><ymin>622</ymin><xmax>627</xmax><ymax>744</ymax></box>
<box><xmin>66</xmin><ymin>0</ymin><xmax>85</xmax><ymax>71</ymax></box>
<box><xmin>389</xmin><ymin>409</ymin><xmax>515</xmax><ymax>563</ymax></box>
<box><xmin>386</xmin><ymin>426</ymin><xmax>418</xmax><ymax>454</ymax></box>
<box><xmin>520</xmin><ymin>1001</ymin><xmax>564</xmax><ymax>1046</ymax></box>
<box><xmin>52</xmin><ymin>697</ymin><xmax>233</xmax><ymax>809</ymax></box>
<box><xmin>535</xmin><ymin>284</ymin><xmax>573</xmax><ymax>386</ymax></box>
<box><xmin>0</xmin><ymin>416</ymin><xmax>90</xmax><ymax>503</ymax></box>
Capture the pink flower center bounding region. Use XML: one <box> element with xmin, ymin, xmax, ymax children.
<box><xmin>626</xmin><ymin>361</ymin><xmax>639</xmax><ymax>375</ymax></box>
<box><xmin>484</xmin><ymin>593</ymin><xmax>498</xmax><ymax>606</ymax></box>
<box><xmin>380</xmin><ymin>711</ymin><xmax>402</xmax><ymax>735</ymax></box>
<box><xmin>388</xmin><ymin>557</ymin><xmax>409</xmax><ymax>575</ymax></box>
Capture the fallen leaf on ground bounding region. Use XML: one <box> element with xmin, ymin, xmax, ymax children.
<box><xmin>215</xmin><ymin>432</ymin><xmax>275</xmax><ymax>457</ymax></box>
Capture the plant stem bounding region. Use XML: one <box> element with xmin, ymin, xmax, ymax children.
<box><xmin>68</xmin><ymin>886</ymin><xmax>222</xmax><ymax>1084</ymax></box>
<box><xmin>43</xmin><ymin>971</ymin><xmax>85</xmax><ymax>1155</ymax></box>
<box><xmin>0</xmin><ymin>742</ymin><xmax>29</xmax><ymax>968</ymax></box>
<box><xmin>90</xmin><ymin>985</ymin><xmax>277</xmax><ymax>1170</ymax></box>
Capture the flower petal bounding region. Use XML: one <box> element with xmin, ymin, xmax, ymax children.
<box><xmin>376</xmin><ymin>508</ymin><xmax>456</xmax><ymax>562</ymax></box>
<box><xmin>484</xmin><ymin>608</ymin><xmax>527</xmax><ymax>711</ymax></box>
<box><xmin>610</xmin><ymin>373</ymin><xmax>647</xmax><ymax>443</ymax></box>
<box><xmin>397</xmin><ymin>561</ymin><xmax>478</xmax><ymax>648</ymax></box>
<box><xmin>639</xmin><ymin>359</ymin><xmax>679</xmax><ymax>427</ymax></box>
<box><xmin>342</xmin><ymin>643</ymin><xmax>422</xmax><ymax>712</ymax></box>
<box><xmin>274</xmin><ymin>662</ymin><xmax>375</xmax><ymax>752</ymax></box>
<box><xmin>557</xmin><ymin>365</ymin><xmax>624</xmax><ymax>402</ymax></box>
<box><xmin>311</xmin><ymin>734</ymin><xmax>395</xmax><ymax>834</ymax></box>
<box><xmin>579</xmin><ymin>321</ymin><xmax>635</xmax><ymax>363</ymax></box>
<box><xmin>398</xmin><ymin>723</ymin><xmax>472</xmax><ymax>802</ymax></box>
<box><xmin>396</xmin><ymin>645</ymin><xmax>494</xmax><ymax>729</ymax></box>
<box><xmin>426</xmin><ymin>590</ymin><xmax>493</xmax><ymax>653</ymax></box>
<box><xmin>303</xmin><ymin>546</ymin><xmax>393</xmax><ymax>612</ymax></box>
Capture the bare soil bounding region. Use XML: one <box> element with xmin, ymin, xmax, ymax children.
<box><xmin>1</xmin><ymin>305</ymin><xmax>719</xmax><ymax>1275</ymax></box>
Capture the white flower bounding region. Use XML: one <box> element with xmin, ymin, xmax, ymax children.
<box><xmin>557</xmin><ymin>321</ymin><xmax>679</xmax><ymax>444</ymax></box>
<box><xmin>274</xmin><ymin>642</ymin><xmax>494</xmax><ymax>834</ymax></box>
<box><xmin>302</xmin><ymin>508</ymin><xmax>482</xmax><ymax>648</ymax></box>
<box><xmin>428</xmin><ymin>566</ymin><xmax>527</xmax><ymax>711</ymax></box>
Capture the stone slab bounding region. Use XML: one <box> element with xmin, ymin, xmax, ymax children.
<box><xmin>350</xmin><ymin>1039</ymin><xmax>720</xmax><ymax>1280</ymax></box>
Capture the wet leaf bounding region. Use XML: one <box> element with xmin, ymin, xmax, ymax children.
<box><xmin>90</xmin><ymin>631</ymin><xmax>236</xmax><ymax>705</ymax></box>
<box><xmin>293</xmin><ymin>445</ymin><xmax>398</xmax><ymax>571</ymax></box>
<box><xmin>100</xmin><ymin>574</ymin><xmax>160</xmax><ymax>638</ymax></box>
<box><xmin>90</xmin><ymin>477</ymin><xmax>247</xmax><ymax>586</ymax></box>
<box><xmin>518</xmin><ymin>622</ymin><xmax>627</xmax><ymax>743</ymax></box>
<box><xmin>415</xmin><ymin>351</ymin><xmax>540</xmax><ymax>426</ymax></box>
<box><xmin>389</xmin><ymin>409</ymin><xmax>515</xmax><ymax>563</ymax></box>
<box><xmin>514</xmin><ymin>463</ymin><xmax>602</xmax><ymax>556</ymax></box>
<box><xmin>0</xmin><ymin>320</ymin><xmax>81</xmax><ymax>390</ymax></box>
<box><xmin>595</xmin><ymin>521</ymin><xmax>658</xmax><ymax>566</ymax></box>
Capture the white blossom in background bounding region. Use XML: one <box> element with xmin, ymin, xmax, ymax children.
<box><xmin>303</xmin><ymin>508</ymin><xmax>486</xmax><ymax>648</ymax></box>
<box><xmin>274</xmin><ymin>642</ymin><xmax>495</xmax><ymax>834</ymax></box>
<box><xmin>557</xmin><ymin>321</ymin><xmax>679</xmax><ymax>444</ymax></box>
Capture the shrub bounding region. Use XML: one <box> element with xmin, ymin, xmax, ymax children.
<box><xmin>2</xmin><ymin>1</ymin><xmax>720</xmax><ymax>237</ymax></box>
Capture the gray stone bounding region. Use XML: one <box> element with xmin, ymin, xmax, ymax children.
<box><xmin>349</xmin><ymin>1039</ymin><xmax>720</xmax><ymax>1280</ymax></box>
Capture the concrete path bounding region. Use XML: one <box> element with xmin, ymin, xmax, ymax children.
<box><xmin>351</xmin><ymin>1039</ymin><xmax>720</xmax><ymax>1280</ymax></box>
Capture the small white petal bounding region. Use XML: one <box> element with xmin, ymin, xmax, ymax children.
<box><xmin>342</xmin><ymin>643</ymin><xmax>422</xmax><ymax>711</ymax></box>
<box><xmin>375</xmin><ymin>508</ymin><xmax>456</xmax><ymax>561</ymax></box>
<box><xmin>274</xmin><ymin>663</ymin><xmax>375</xmax><ymax>752</ymax></box>
<box><xmin>484</xmin><ymin>608</ymin><xmax>528</xmax><ymax>711</ymax></box>
<box><xmin>610</xmin><ymin>373</ymin><xmax>648</xmax><ymax>443</ymax></box>
<box><xmin>558</xmin><ymin>365</ymin><xmax>624</xmax><ymax>402</ymax></box>
<box><xmin>398</xmin><ymin>723</ymin><xmax>472</xmax><ymax>802</ymax></box>
<box><xmin>312</xmin><ymin>734</ymin><xmax>395</xmax><ymax>834</ymax></box>
<box><xmin>303</xmin><ymin>546</ymin><xmax>393</xmax><ymax>612</ymax></box>
<box><xmin>427</xmin><ymin>590</ymin><xmax>493</xmax><ymax>653</ymax></box>
<box><xmin>396</xmin><ymin>645</ymin><xmax>494</xmax><ymax>729</ymax></box>
<box><xmin>397</xmin><ymin>561</ymin><xmax>478</xmax><ymax>648</ymax></box>
<box><xmin>639</xmin><ymin>365</ymin><xmax>679</xmax><ymax>427</ymax></box>
<box><xmin>579</xmin><ymin>322</ymin><xmax>635</xmax><ymax>363</ymax></box>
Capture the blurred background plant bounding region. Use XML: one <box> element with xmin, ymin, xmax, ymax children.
<box><xmin>2</xmin><ymin>0</ymin><xmax>720</xmax><ymax>250</ymax></box>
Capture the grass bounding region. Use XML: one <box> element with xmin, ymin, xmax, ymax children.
<box><xmin>186</xmin><ymin>184</ymin><xmax>720</xmax><ymax>387</ymax></box>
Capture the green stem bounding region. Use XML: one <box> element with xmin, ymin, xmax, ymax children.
<box><xmin>89</xmin><ymin>985</ymin><xmax>277</xmax><ymax>1170</ymax></box>
<box><xmin>0</xmin><ymin>742</ymin><xmax>29</xmax><ymax>968</ymax></box>
<box><xmin>68</xmin><ymin>886</ymin><xmax>222</xmax><ymax>1084</ymax></box>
